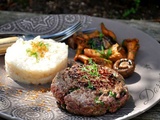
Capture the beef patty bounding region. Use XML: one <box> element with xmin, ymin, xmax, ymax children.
<box><xmin>51</xmin><ymin>62</ymin><xmax>130</xmax><ymax>116</ymax></box>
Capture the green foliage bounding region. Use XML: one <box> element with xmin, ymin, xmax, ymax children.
<box><xmin>122</xmin><ymin>0</ymin><xmax>141</xmax><ymax>18</ymax></box>
<box><xmin>10</xmin><ymin>0</ymin><xmax>30</xmax><ymax>7</ymax></box>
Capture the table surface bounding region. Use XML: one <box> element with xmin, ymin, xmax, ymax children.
<box><xmin>0</xmin><ymin>11</ymin><xmax>160</xmax><ymax>120</ymax></box>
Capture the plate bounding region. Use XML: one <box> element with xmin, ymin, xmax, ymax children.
<box><xmin>0</xmin><ymin>14</ymin><xmax>160</xmax><ymax>120</ymax></box>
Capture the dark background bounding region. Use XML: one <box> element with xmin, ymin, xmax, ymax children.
<box><xmin>0</xmin><ymin>0</ymin><xmax>160</xmax><ymax>21</ymax></box>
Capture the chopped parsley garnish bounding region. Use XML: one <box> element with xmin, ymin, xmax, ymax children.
<box><xmin>87</xmin><ymin>33</ymin><xmax>105</xmax><ymax>50</ymax></box>
<box><xmin>88</xmin><ymin>58</ymin><xmax>93</xmax><ymax>64</ymax></box>
<box><xmin>109</xmin><ymin>91</ymin><xmax>116</xmax><ymax>98</ymax></box>
<box><xmin>99</xmin><ymin>32</ymin><xmax>104</xmax><ymax>41</ymax></box>
<box><xmin>94</xmin><ymin>96</ymin><xmax>104</xmax><ymax>105</ymax></box>
<box><xmin>106</xmin><ymin>48</ymin><xmax>112</xmax><ymax>59</ymax></box>
<box><xmin>82</xmin><ymin>59</ymin><xmax>99</xmax><ymax>77</ymax></box>
<box><xmin>96</xmin><ymin>45</ymin><xmax>105</xmax><ymax>55</ymax></box>
<box><xmin>87</xmin><ymin>80</ymin><xmax>94</xmax><ymax>89</ymax></box>
<box><xmin>88</xmin><ymin>38</ymin><xmax>97</xmax><ymax>49</ymax></box>
<box><xmin>26</xmin><ymin>41</ymin><xmax>49</xmax><ymax>61</ymax></box>
<box><xmin>82</xmin><ymin>74</ymin><xmax>94</xmax><ymax>89</ymax></box>
<box><xmin>26</xmin><ymin>49</ymin><xmax>38</xmax><ymax>59</ymax></box>
<box><xmin>87</xmin><ymin>32</ymin><xmax>112</xmax><ymax>59</ymax></box>
<box><xmin>96</xmin><ymin>47</ymin><xmax>112</xmax><ymax>59</ymax></box>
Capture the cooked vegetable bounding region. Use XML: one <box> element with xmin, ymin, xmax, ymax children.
<box><xmin>84</xmin><ymin>43</ymin><xmax>126</xmax><ymax>62</ymax></box>
<box><xmin>101</xmin><ymin>22</ymin><xmax>117</xmax><ymax>43</ymax></box>
<box><xmin>74</xmin><ymin>30</ymin><xmax>100</xmax><ymax>60</ymax></box>
<box><xmin>66</xmin><ymin>23</ymin><xmax>140</xmax><ymax>78</ymax></box>
<box><xmin>66</xmin><ymin>33</ymin><xmax>78</xmax><ymax>49</ymax></box>
<box><xmin>122</xmin><ymin>38</ymin><xmax>140</xmax><ymax>61</ymax></box>
<box><xmin>113</xmin><ymin>38</ymin><xmax>139</xmax><ymax>78</ymax></box>
<box><xmin>91</xmin><ymin>57</ymin><xmax>113</xmax><ymax>68</ymax></box>
<box><xmin>113</xmin><ymin>58</ymin><xmax>135</xmax><ymax>78</ymax></box>
<box><xmin>84</xmin><ymin>48</ymin><xmax>102</xmax><ymax>58</ymax></box>
<box><xmin>108</xmin><ymin>43</ymin><xmax>127</xmax><ymax>62</ymax></box>
<box><xmin>77</xmin><ymin>54</ymin><xmax>113</xmax><ymax>68</ymax></box>
<box><xmin>76</xmin><ymin>54</ymin><xmax>90</xmax><ymax>64</ymax></box>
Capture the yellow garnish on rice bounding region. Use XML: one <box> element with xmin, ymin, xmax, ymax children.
<box><xmin>26</xmin><ymin>41</ymin><xmax>49</xmax><ymax>60</ymax></box>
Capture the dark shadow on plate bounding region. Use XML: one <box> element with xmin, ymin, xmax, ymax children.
<box><xmin>125</xmin><ymin>72</ymin><xmax>141</xmax><ymax>84</ymax></box>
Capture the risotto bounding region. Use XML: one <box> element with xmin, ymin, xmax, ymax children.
<box><xmin>5</xmin><ymin>36</ymin><xmax>68</xmax><ymax>84</ymax></box>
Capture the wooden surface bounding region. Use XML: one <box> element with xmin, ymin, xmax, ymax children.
<box><xmin>0</xmin><ymin>11</ymin><xmax>160</xmax><ymax>120</ymax></box>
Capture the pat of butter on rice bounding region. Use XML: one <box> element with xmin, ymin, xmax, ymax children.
<box><xmin>5</xmin><ymin>36</ymin><xmax>68</xmax><ymax>84</ymax></box>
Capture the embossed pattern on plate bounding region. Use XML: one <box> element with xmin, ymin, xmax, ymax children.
<box><xmin>0</xmin><ymin>14</ymin><xmax>92</xmax><ymax>35</ymax></box>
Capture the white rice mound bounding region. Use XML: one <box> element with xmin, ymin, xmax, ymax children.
<box><xmin>5</xmin><ymin>36</ymin><xmax>68</xmax><ymax>84</ymax></box>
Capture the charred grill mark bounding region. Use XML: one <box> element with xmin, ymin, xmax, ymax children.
<box><xmin>67</xmin><ymin>64</ymin><xmax>120</xmax><ymax>90</ymax></box>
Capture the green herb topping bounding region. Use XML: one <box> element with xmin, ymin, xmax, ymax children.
<box><xmin>82</xmin><ymin>59</ymin><xmax>99</xmax><ymax>77</ymax></box>
<box><xmin>88</xmin><ymin>33</ymin><xmax>105</xmax><ymax>50</ymax></box>
<box><xmin>99</xmin><ymin>32</ymin><xmax>104</xmax><ymax>41</ymax></box>
<box><xmin>87</xmin><ymin>80</ymin><xmax>94</xmax><ymax>89</ymax></box>
<box><xmin>106</xmin><ymin>48</ymin><xmax>112</xmax><ymax>59</ymax></box>
<box><xmin>26</xmin><ymin>41</ymin><xmax>49</xmax><ymax>61</ymax></box>
<box><xmin>109</xmin><ymin>91</ymin><xmax>116</xmax><ymax>98</ymax></box>
<box><xmin>96</xmin><ymin>47</ymin><xmax>112</xmax><ymax>59</ymax></box>
<box><xmin>94</xmin><ymin>96</ymin><xmax>104</xmax><ymax>105</ymax></box>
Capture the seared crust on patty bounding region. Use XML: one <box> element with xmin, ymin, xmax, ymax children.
<box><xmin>51</xmin><ymin>63</ymin><xmax>130</xmax><ymax>116</ymax></box>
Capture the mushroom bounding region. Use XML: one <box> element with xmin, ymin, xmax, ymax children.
<box><xmin>84</xmin><ymin>48</ymin><xmax>101</xmax><ymax>58</ymax></box>
<box><xmin>91</xmin><ymin>57</ymin><xmax>113</xmax><ymax>68</ymax></box>
<box><xmin>113</xmin><ymin>38</ymin><xmax>140</xmax><ymax>78</ymax></box>
<box><xmin>73</xmin><ymin>30</ymin><xmax>100</xmax><ymax>60</ymax></box>
<box><xmin>122</xmin><ymin>38</ymin><xmax>140</xmax><ymax>61</ymax></box>
<box><xmin>74</xmin><ymin>36</ymin><xmax>89</xmax><ymax>61</ymax></box>
<box><xmin>66</xmin><ymin>33</ymin><xmax>79</xmax><ymax>49</ymax></box>
<box><xmin>76</xmin><ymin>54</ymin><xmax>89</xmax><ymax>64</ymax></box>
<box><xmin>77</xmin><ymin>54</ymin><xmax>113</xmax><ymax>68</ymax></box>
<box><xmin>108</xmin><ymin>43</ymin><xmax>127</xmax><ymax>62</ymax></box>
<box><xmin>101</xmin><ymin>22</ymin><xmax>117</xmax><ymax>44</ymax></box>
<box><xmin>113</xmin><ymin>58</ymin><xmax>135</xmax><ymax>78</ymax></box>
<box><xmin>83</xmin><ymin>43</ymin><xmax>127</xmax><ymax>62</ymax></box>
